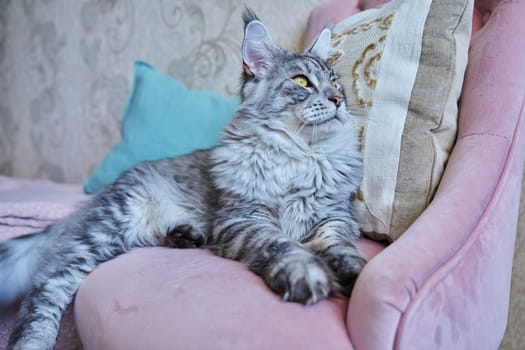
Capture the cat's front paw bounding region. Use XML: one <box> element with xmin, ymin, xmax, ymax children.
<box><xmin>325</xmin><ymin>249</ymin><xmax>367</xmax><ymax>295</ymax></box>
<box><xmin>268</xmin><ymin>257</ymin><xmax>335</xmax><ymax>305</ymax></box>
<box><xmin>164</xmin><ymin>224</ymin><xmax>205</xmax><ymax>248</ymax></box>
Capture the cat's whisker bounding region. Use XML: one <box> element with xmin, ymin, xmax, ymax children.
<box><xmin>313</xmin><ymin>124</ymin><xmax>320</xmax><ymax>144</ymax></box>
<box><xmin>295</xmin><ymin>121</ymin><xmax>307</xmax><ymax>137</ymax></box>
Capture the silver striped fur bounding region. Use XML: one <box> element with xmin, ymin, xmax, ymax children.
<box><xmin>0</xmin><ymin>10</ymin><xmax>365</xmax><ymax>349</ymax></box>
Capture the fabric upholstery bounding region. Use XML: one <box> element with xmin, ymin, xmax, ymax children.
<box><xmin>75</xmin><ymin>242</ymin><xmax>384</xmax><ymax>350</ymax></box>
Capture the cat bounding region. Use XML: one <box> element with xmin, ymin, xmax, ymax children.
<box><xmin>0</xmin><ymin>9</ymin><xmax>365</xmax><ymax>350</ymax></box>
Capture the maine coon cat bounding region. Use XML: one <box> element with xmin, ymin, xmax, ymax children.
<box><xmin>0</xmin><ymin>10</ymin><xmax>365</xmax><ymax>350</ymax></box>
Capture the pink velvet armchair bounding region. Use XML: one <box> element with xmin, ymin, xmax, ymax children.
<box><xmin>71</xmin><ymin>0</ymin><xmax>525</xmax><ymax>349</ymax></box>
<box><xmin>1</xmin><ymin>0</ymin><xmax>524</xmax><ymax>349</ymax></box>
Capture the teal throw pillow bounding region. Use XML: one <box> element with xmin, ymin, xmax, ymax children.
<box><xmin>83</xmin><ymin>61</ymin><xmax>239</xmax><ymax>193</ymax></box>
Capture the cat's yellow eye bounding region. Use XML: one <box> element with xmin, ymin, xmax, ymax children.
<box><xmin>331</xmin><ymin>80</ymin><xmax>338</xmax><ymax>88</ymax></box>
<box><xmin>292</xmin><ymin>75</ymin><xmax>310</xmax><ymax>88</ymax></box>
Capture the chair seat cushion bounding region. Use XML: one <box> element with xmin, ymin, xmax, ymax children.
<box><xmin>75</xmin><ymin>240</ymin><xmax>384</xmax><ymax>350</ymax></box>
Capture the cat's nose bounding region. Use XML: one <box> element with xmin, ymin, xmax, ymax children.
<box><xmin>329</xmin><ymin>95</ymin><xmax>343</xmax><ymax>107</ymax></box>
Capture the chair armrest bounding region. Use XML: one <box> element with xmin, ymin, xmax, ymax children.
<box><xmin>349</xmin><ymin>124</ymin><xmax>524</xmax><ymax>349</ymax></box>
<box><xmin>347</xmin><ymin>2</ymin><xmax>525</xmax><ymax>349</ymax></box>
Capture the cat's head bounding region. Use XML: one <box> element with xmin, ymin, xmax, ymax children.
<box><xmin>239</xmin><ymin>9</ymin><xmax>350</xmax><ymax>144</ymax></box>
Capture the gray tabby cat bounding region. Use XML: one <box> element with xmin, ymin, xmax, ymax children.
<box><xmin>0</xmin><ymin>10</ymin><xmax>365</xmax><ymax>350</ymax></box>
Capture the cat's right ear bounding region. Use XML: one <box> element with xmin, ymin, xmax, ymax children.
<box><xmin>306</xmin><ymin>26</ymin><xmax>333</xmax><ymax>62</ymax></box>
<box><xmin>242</xmin><ymin>19</ymin><xmax>280</xmax><ymax>78</ymax></box>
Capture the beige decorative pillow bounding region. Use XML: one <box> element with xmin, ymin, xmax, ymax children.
<box><xmin>328</xmin><ymin>0</ymin><xmax>473</xmax><ymax>241</ymax></box>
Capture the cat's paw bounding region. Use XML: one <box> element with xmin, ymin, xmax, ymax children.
<box><xmin>164</xmin><ymin>224</ymin><xmax>205</xmax><ymax>248</ymax></box>
<box><xmin>325</xmin><ymin>249</ymin><xmax>367</xmax><ymax>295</ymax></box>
<box><xmin>268</xmin><ymin>257</ymin><xmax>335</xmax><ymax>305</ymax></box>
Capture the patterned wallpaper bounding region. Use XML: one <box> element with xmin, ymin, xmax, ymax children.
<box><xmin>0</xmin><ymin>1</ymin><xmax>523</xmax><ymax>348</ymax></box>
<box><xmin>0</xmin><ymin>0</ymin><xmax>322</xmax><ymax>183</ymax></box>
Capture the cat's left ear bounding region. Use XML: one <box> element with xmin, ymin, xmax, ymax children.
<box><xmin>305</xmin><ymin>27</ymin><xmax>333</xmax><ymax>61</ymax></box>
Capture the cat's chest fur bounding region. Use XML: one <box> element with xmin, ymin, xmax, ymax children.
<box><xmin>211</xmin><ymin>129</ymin><xmax>360</xmax><ymax>240</ymax></box>
<box><xmin>276</xmin><ymin>153</ymin><xmax>355</xmax><ymax>239</ymax></box>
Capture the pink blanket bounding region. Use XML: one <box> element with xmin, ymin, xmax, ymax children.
<box><xmin>0</xmin><ymin>176</ymin><xmax>88</xmax><ymax>349</ymax></box>
<box><xmin>0</xmin><ymin>176</ymin><xmax>88</xmax><ymax>241</ymax></box>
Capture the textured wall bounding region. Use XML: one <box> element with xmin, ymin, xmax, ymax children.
<box><xmin>0</xmin><ymin>0</ymin><xmax>322</xmax><ymax>183</ymax></box>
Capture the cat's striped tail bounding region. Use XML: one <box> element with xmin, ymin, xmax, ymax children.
<box><xmin>0</xmin><ymin>227</ymin><xmax>58</xmax><ymax>307</ymax></box>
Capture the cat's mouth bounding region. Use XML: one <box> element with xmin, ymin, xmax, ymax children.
<box><xmin>304</xmin><ymin>113</ymin><xmax>342</xmax><ymax>127</ymax></box>
<box><xmin>305</xmin><ymin>117</ymin><xmax>336</xmax><ymax>126</ymax></box>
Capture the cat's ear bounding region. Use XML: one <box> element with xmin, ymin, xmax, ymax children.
<box><xmin>242</xmin><ymin>19</ymin><xmax>280</xmax><ymax>77</ymax></box>
<box><xmin>306</xmin><ymin>26</ymin><xmax>333</xmax><ymax>61</ymax></box>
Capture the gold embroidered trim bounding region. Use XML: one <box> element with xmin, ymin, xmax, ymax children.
<box><xmin>330</xmin><ymin>12</ymin><xmax>395</xmax><ymax>113</ymax></box>
<box><xmin>332</xmin><ymin>13</ymin><xmax>394</xmax><ymax>39</ymax></box>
